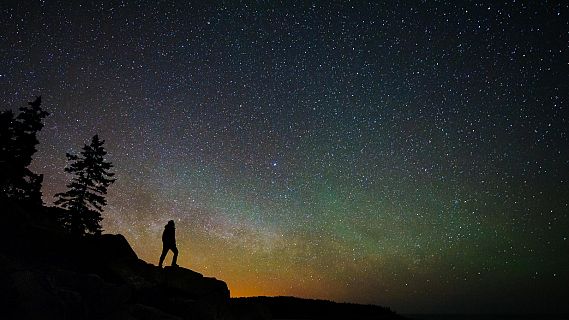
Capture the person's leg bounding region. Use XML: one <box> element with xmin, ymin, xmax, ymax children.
<box><xmin>159</xmin><ymin>245</ymin><xmax>168</xmax><ymax>267</ymax></box>
<box><xmin>171</xmin><ymin>246</ymin><xmax>178</xmax><ymax>266</ymax></box>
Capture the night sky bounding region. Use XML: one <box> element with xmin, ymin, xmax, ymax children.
<box><xmin>1</xmin><ymin>1</ymin><xmax>568</xmax><ymax>314</ymax></box>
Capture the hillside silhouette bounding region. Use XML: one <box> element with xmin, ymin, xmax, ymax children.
<box><xmin>0</xmin><ymin>200</ymin><xmax>230</xmax><ymax>319</ymax></box>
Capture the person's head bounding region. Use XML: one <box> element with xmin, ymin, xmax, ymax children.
<box><xmin>167</xmin><ymin>220</ymin><xmax>175</xmax><ymax>226</ymax></box>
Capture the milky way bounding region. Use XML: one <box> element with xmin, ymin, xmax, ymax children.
<box><xmin>1</xmin><ymin>1</ymin><xmax>568</xmax><ymax>314</ymax></box>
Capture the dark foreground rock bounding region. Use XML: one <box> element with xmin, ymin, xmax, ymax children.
<box><xmin>0</xmin><ymin>201</ymin><xmax>229</xmax><ymax>320</ymax></box>
<box><xmin>0</xmin><ymin>243</ymin><xmax>230</xmax><ymax>320</ymax></box>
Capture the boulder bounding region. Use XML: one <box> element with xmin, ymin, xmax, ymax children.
<box><xmin>72</xmin><ymin>235</ymin><xmax>230</xmax><ymax>320</ymax></box>
<box><xmin>84</xmin><ymin>234</ymin><xmax>139</xmax><ymax>263</ymax></box>
<box><xmin>162</xmin><ymin>266</ymin><xmax>229</xmax><ymax>303</ymax></box>
<box><xmin>114</xmin><ymin>265</ymin><xmax>230</xmax><ymax>320</ymax></box>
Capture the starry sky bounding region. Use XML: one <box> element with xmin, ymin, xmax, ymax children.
<box><xmin>1</xmin><ymin>0</ymin><xmax>568</xmax><ymax>314</ymax></box>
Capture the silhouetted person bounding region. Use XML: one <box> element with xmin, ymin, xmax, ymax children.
<box><xmin>159</xmin><ymin>220</ymin><xmax>178</xmax><ymax>267</ymax></box>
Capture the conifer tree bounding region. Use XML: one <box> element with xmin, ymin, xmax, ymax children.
<box><xmin>0</xmin><ymin>96</ymin><xmax>48</xmax><ymax>205</ymax></box>
<box><xmin>55</xmin><ymin>135</ymin><xmax>116</xmax><ymax>236</ymax></box>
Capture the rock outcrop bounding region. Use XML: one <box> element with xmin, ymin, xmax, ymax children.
<box><xmin>0</xmin><ymin>201</ymin><xmax>230</xmax><ymax>320</ymax></box>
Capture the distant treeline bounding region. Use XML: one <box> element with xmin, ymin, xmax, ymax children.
<box><xmin>231</xmin><ymin>296</ymin><xmax>402</xmax><ymax>319</ymax></box>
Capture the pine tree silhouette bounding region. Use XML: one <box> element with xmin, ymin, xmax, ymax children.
<box><xmin>55</xmin><ymin>135</ymin><xmax>116</xmax><ymax>236</ymax></box>
<box><xmin>0</xmin><ymin>96</ymin><xmax>48</xmax><ymax>206</ymax></box>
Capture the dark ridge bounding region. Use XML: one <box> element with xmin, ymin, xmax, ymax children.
<box><xmin>231</xmin><ymin>296</ymin><xmax>404</xmax><ymax>320</ymax></box>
